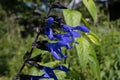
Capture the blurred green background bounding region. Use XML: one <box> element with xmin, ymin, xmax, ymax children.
<box><xmin>0</xmin><ymin>0</ymin><xmax>120</xmax><ymax>80</ymax></box>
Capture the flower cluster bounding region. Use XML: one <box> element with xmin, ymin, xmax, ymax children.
<box><xmin>43</xmin><ymin>16</ymin><xmax>90</xmax><ymax>60</ymax></box>
<box><xmin>26</xmin><ymin>16</ymin><xmax>90</xmax><ymax>80</ymax></box>
<box><xmin>14</xmin><ymin>2</ymin><xmax>90</xmax><ymax>80</ymax></box>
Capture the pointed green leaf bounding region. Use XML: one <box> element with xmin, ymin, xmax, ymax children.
<box><xmin>75</xmin><ymin>37</ymin><xmax>89</xmax><ymax>71</ymax></box>
<box><xmin>83</xmin><ymin>0</ymin><xmax>97</xmax><ymax>23</ymax></box>
<box><xmin>75</xmin><ymin>37</ymin><xmax>101</xmax><ymax>80</ymax></box>
<box><xmin>89</xmin><ymin>53</ymin><xmax>101</xmax><ymax>80</ymax></box>
<box><xmin>63</xmin><ymin>9</ymin><xmax>82</xmax><ymax>26</ymax></box>
<box><xmin>86</xmin><ymin>31</ymin><xmax>101</xmax><ymax>45</ymax></box>
<box><xmin>88</xmin><ymin>45</ymin><xmax>101</xmax><ymax>80</ymax></box>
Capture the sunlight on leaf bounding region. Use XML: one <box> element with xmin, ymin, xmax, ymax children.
<box><xmin>75</xmin><ymin>37</ymin><xmax>101</xmax><ymax>80</ymax></box>
<box><xmin>75</xmin><ymin>37</ymin><xmax>89</xmax><ymax>71</ymax></box>
<box><xmin>86</xmin><ymin>31</ymin><xmax>101</xmax><ymax>45</ymax></box>
<box><xmin>63</xmin><ymin>9</ymin><xmax>82</xmax><ymax>26</ymax></box>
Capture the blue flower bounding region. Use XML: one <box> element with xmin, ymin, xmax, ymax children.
<box><xmin>54</xmin><ymin>33</ymin><xmax>75</xmax><ymax>48</ymax></box>
<box><xmin>61</xmin><ymin>24</ymin><xmax>90</xmax><ymax>42</ymax></box>
<box><xmin>62</xmin><ymin>24</ymin><xmax>90</xmax><ymax>33</ymax></box>
<box><xmin>62</xmin><ymin>25</ymin><xmax>80</xmax><ymax>43</ymax></box>
<box><xmin>46</xmin><ymin>41</ymin><xmax>72</xmax><ymax>60</ymax></box>
<box><xmin>30</xmin><ymin>65</ymin><xmax>69</xmax><ymax>80</ymax></box>
<box><xmin>42</xmin><ymin>66</ymin><xmax>58</xmax><ymax>80</ymax></box>
<box><xmin>46</xmin><ymin>17</ymin><xmax>54</xmax><ymax>27</ymax></box>
<box><xmin>73</xmin><ymin>25</ymin><xmax>90</xmax><ymax>32</ymax></box>
<box><xmin>54</xmin><ymin>33</ymin><xmax>72</xmax><ymax>43</ymax></box>
<box><xmin>42</xmin><ymin>65</ymin><xmax>69</xmax><ymax>80</ymax></box>
<box><xmin>45</xmin><ymin>17</ymin><xmax>54</xmax><ymax>40</ymax></box>
<box><xmin>45</xmin><ymin>28</ymin><xmax>54</xmax><ymax>40</ymax></box>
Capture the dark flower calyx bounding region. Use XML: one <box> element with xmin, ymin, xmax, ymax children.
<box><xmin>32</xmin><ymin>41</ymin><xmax>48</xmax><ymax>50</ymax></box>
<box><xmin>28</xmin><ymin>54</ymin><xmax>42</xmax><ymax>62</ymax></box>
<box><xmin>26</xmin><ymin>60</ymin><xmax>43</xmax><ymax>69</ymax></box>
<box><xmin>51</xmin><ymin>2</ymin><xmax>67</xmax><ymax>9</ymax></box>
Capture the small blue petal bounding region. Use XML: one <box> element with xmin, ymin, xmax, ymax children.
<box><xmin>73</xmin><ymin>26</ymin><xmax>90</xmax><ymax>32</ymax></box>
<box><xmin>44</xmin><ymin>17</ymin><xmax>55</xmax><ymax>40</ymax></box>
<box><xmin>61</xmin><ymin>33</ymin><xmax>71</xmax><ymax>37</ymax></box>
<box><xmin>55</xmin><ymin>48</ymin><xmax>67</xmax><ymax>58</ymax></box>
<box><xmin>30</xmin><ymin>65</ymin><xmax>70</xmax><ymax>80</ymax></box>
<box><xmin>42</xmin><ymin>74</ymin><xmax>49</xmax><ymax>78</ymax></box>
<box><xmin>50</xmin><ymin>48</ymin><xmax>62</xmax><ymax>60</ymax></box>
<box><xmin>42</xmin><ymin>67</ymin><xmax>58</xmax><ymax>80</ymax></box>
<box><xmin>71</xmin><ymin>31</ymin><xmax>80</xmax><ymax>37</ymax></box>
<box><xmin>62</xmin><ymin>25</ymin><xmax>72</xmax><ymax>32</ymax></box>
<box><xmin>54</xmin><ymin>33</ymin><xmax>72</xmax><ymax>43</ymax></box>
<box><xmin>61</xmin><ymin>25</ymin><xmax>81</xmax><ymax>43</ymax></box>
<box><xmin>57</xmin><ymin>41</ymin><xmax>68</xmax><ymax>47</ymax></box>
<box><xmin>46</xmin><ymin>42</ymin><xmax>72</xmax><ymax>60</ymax></box>
<box><xmin>46</xmin><ymin>17</ymin><xmax>54</xmax><ymax>28</ymax></box>
<box><xmin>55</xmin><ymin>33</ymin><xmax>71</xmax><ymax>38</ymax></box>
<box><xmin>57</xmin><ymin>41</ymin><xmax>72</xmax><ymax>49</ymax></box>
<box><xmin>63</xmin><ymin>37</ymin><xmax>72</xmax><ymax>43</ymax></box>
<box><xmin>66</xmin><ymin>43</ymin><xmax>73</xmax><ymax>49</ymax></box>
<box><xmin>45</xmin><ymin>28</ymin><xmax>54</xmax><ymax>40</ymax></box>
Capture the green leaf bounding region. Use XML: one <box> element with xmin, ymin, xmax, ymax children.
<box><xmin>83</xmin><ymin>0</ymin><xmax>97</xmax><ymax>23</ymax></box>
<box><xmin>75</xmin><ymin>37</ymin><xmax>89</xmax><ymax>71</ymax></box>
<box><xmin>54</xmin><ymin>71</ymin><xmax>66</xmax><ymax>80</ymax></box>
<box><xmin>88</xmin><ymin>47</ymin><xmax>101</xmax><ymax>80</ymax></box>
<box><xmin>86</xmin><ymin>31</ymin><xmax>101</xmax><ymax>45</ymax></box>
<box><xmin>75</xmin><ymin>37</ymin><xmax>101</xmax><ymax>80</ymax></box>
<box><xmin>63</xmin><ymin>9</ymin><xmax>82</xmax><ymax>26</ymax></box>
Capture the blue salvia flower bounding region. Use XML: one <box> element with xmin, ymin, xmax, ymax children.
<box><xmin>30</xmin><ymin>65</ymin><xmax>69</xmax><ymax>80</ymax></box>
<box><xmin>42</xmin><ymin>66</ymin><xmax>58</xmax><ymax>80</ymax></box>
<box><xmin>46</xmin><ymin>42</ymin><xmax>67</xmax><ymax>60</ymax></box>
<box><xmin>54</xmin><ymin>31</ymin><xmax>80</xmax><ymax>43</ymax></box>
<box><xmin>69</xmin><ymin>31</ymin><xmax>81</xmax><ymax>43</ymax></box>
<box><xmin>61</xmin><ymin>25</ymin><xmax>80</xmax><ymax>43</ymax></box>
<box><xmin>73</xmin><ymin>25</ymin><xmax>90</xmax><ymax>32</ymax></box>
<box><xmin>62</xmin><ymin>24</ymin><xmax>90</xmax><ymax>33</ymax></box>
<box><xmin>46</xmin><ymin>17</ymin><xmax>54</xmax><ymax>27</ymax></box>
<box><xmin>54</xmin><ymin>33</ymin><xmax>73</xmax><ymax>47</ymax></box>
<box><xmin>45</xmin><ymin>17</ymin><xmax>54</xmax><ymax>40</ymax></box>
<box><xmin>42</xmin><ymin>65</ymin><xmax>69</xmax><ymax>80</ymax></box>
<box><xmin>45</xmin><ymin>28</ymin><xmax>54</xmax><ymax>40</ymax></box>
<box><xmin>54</xmin><ymin>33</ymin><xmax>74</xmax><ymax>48</ymax></box>
<box><xmin>61</xmin><ymin>24</ymin><xmax>90</xmax><ymax>42</ymax></box>
<box><xmin>54</xmin><ymin>33</ymin><xmax>71</xmax><ymax>42</ymax></box>
<box><xmin>46</xmin><ymin>41</ymin><xmax>73</xmax><ymax>60</ymax></box>
<box><xmin>33</xmin><ymin>40</ymin><xmax>71</xmax><ymax>60</ymax></box>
